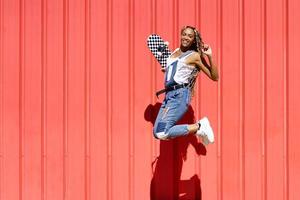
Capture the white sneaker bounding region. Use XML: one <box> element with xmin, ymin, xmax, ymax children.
<box><xmin>196</xmin><ymin>117</ymin><xmax>215</xmax><ymax>145</ymax></box>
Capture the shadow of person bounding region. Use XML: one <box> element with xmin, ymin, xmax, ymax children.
<box><xmin>144</xmin><ymin>103</ymin><xmax>206</xmax><ymax>200</ymax></box>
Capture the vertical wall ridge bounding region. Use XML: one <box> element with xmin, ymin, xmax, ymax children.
<box><xmin>84</xmin><ymin>0</ymin><xmax>91</xmax><ymax>199</ymax></box>
<box><xmin>172</xmin><ymin>0</ymin><xmax>179</xmax><ymax>47</ymax></box>
<box><xmin>63</xmin><ymin>0</ymin><xmax>69</xmax><ymax>198</ymax></box>
<box><xmin>171</xmin><ymin>1</ymin><xmax>179</xmax><ymax>193</ymax></box>
<box><xmin>239</xmin><ymin>0</ymin><xmax>245</xmax><ymax>199</ymax></box>
<box><xmin>19</xmin><ymin>0</ymin><xmax>25</xmax><ymax>199</ymax></box>
<box><xmin>194</xmin><ymin>0</ymin><xmax>201</xmax><ymax>176</ymax></box>
<box><xmin>150</xmin><ymin>0</ymin><xmax>157</xmax><ymax>176</ymax></box>
<box><xmin>41</xmin><ymin>0</ymin><xmax>48</xmax><ymax>199</ymax></box>
<box><xmin>217</xmin><ymin>0</ymin><xmax>223</xmax><ymax>199</ymax></box>
<box><xmin>106</xmin><ymin>0</ymin><xmax>113</xmax><ymax>199</ymax></box>
<box><xmin>0</xmin><ymin>0</ymin><xmax>3</xmax><ymax>198</ymax></box>
<box><xmin>153</xmin><ymin>0</ymin><xmax>159</xmax><ymax>160</ymax></box>
<box><xmin>261</xmin><ymin>0</ymin><xmax>267</xmax><ymax>199</ymax></box>
<box><xmin>149</xmin><ymin>0</ymin><xmax>154</xmax><ymax>174</ymax></box>
<box><xmin>128</xmin><ymin>0</ymin><xmax>135</xmax><ymax>199</ymax></box>
<box><xmin>283</xmin><ymin>0</ymin><xmax>289</xmax><ymax>199</ymax></box>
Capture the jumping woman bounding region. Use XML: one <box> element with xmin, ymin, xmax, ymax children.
<box><xmin>153</xmin><ymin>26</ymin><xmax>219</xmax><ymax>145</ymax></box>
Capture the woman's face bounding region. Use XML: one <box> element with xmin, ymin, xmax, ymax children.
<box><xmin>180</xmin><ymin>28</ymin><xmax>195</xmax><ymax>49</ymax></box>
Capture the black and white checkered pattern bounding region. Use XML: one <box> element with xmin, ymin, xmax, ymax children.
<box><xmin>147</xmin><ymin>34</ymin><xmax>171</xmax><ymax>68</ymax></box>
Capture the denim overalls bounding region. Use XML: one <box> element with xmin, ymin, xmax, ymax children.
<box><xmin>153</xmin><ymin>50</ymin><xmax>195</xmax><ymax>140</ymax></box>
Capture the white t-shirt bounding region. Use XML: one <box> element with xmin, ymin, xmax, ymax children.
<box><xmin>165</xmin><ymin>49</ymin><xmax>195</xmax><ymax>87</ymax></box>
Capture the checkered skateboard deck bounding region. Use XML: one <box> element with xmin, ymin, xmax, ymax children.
<box><xmin>147</xmin><ymin>34</ymin><xmax>171</xmax><ymax>69</ymax></box>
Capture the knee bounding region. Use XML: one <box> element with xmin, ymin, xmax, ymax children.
<box><xmin>153</xmin><ymin>122</ymin><xmax>169</xmax><ymax>140</ymax></box>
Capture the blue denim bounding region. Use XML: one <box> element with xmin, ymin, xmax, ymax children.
<box><xmin>153</xmin><ymin>87</ymin><xmax>192</xmax><ymax>140</ymax></box>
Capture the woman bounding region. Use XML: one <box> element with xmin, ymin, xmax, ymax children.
<box><xmin>153</xmin><ymin>26</ymin><xmax>219</xmax><ymax>145</ymax></box>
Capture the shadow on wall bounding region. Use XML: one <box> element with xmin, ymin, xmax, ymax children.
<box><xmin>144</xmin><ymin>103</ymin><xmax>206</xmax><ymax>200</ymax></box>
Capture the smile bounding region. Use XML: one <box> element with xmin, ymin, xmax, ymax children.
<box><xmin>182</xmin><ymin>39</ymin><xmax>189</xmax><ymax>43</ymax></box>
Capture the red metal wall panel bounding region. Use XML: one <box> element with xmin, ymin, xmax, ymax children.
<box><xmin>1</xmin><ymin>0</ymin><xmax>300</xmax><ymax>199</ymax></box>
<box><xmin>244</xmin><ymin>0</ymin><xmax>263</xmax><ymax>199</ymax></box>
<box><xmin>289</xmin><ymin>1</ymin><xmax>300</xmax><ymax>200</ymax></box>
<box><xmin>1</xmin><ymin>1</ymin><xmax>21</xmax><ymax>199</ymax></box>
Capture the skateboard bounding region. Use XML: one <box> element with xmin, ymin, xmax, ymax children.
<box><xmin>147</xmin><ymin>34</ymin><xmax>171</xmax><ymax>70</ymax></box>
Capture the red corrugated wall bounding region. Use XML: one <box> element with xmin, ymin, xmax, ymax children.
<box><xmin>0</xmin><ymin>0</ymin><xmax>300</xmax><ymax>199</ymax></box>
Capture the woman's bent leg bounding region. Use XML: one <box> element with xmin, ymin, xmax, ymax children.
<box><xmin>153</xmin><ymin>88</ymin><xmax>192</xmax><ymax>140</ymax></box>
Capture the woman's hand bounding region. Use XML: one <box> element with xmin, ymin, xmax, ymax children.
<box><xmin>201</xmin><ymin>44</ymin><xmax>212</xmax><ymax>56</ymax></box>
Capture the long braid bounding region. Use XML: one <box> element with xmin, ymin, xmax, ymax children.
<box><xmin>181</xmin><ymin>26</ymin><xmax>203</xmax><ymax>92</ymax></box>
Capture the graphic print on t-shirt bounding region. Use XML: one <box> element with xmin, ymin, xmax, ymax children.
<box><xmin>165</xmin><ymin>60</ymin><xmax>178</xmax><ymax>87</ymax></box>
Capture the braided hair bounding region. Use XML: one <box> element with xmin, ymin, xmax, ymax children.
<box><xmin>180</xmin><ymin>26</ymin><xmax>204</xmax><ymax>92</ymax></box>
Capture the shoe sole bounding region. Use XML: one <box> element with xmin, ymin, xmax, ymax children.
<box><xmin>201</xmin><ymin>134</ymin><xmax>214</xmax><ymax>146</ymax></box>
